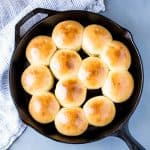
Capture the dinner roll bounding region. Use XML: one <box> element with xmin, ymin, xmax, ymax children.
<box><xmin>102</xmin><ymin>71</ymin><xmax>134</xmax><ymax>103</ymax></box>
<box><xmin>55</xmin><ymin>107</ymin><xmax>88</xmax><ymax>136</ymax></box>
<box><xmin>55</xmin><ymin>77</ymin><xmax>87</xmax><ymax>107</ymax></box>
<box><xmin>83</xmin><ymin>96</ymin><xmax>116</xmax><ymax>127</ymax></box>
<box><xmin>21</xmin><ymin>65</ymin><xmax>54</xmax><ymax>95</ymax></box>
<box><xmin>101</xmin><ymin>40</ymin><xmax>131</xmax><ymax>71</ymax></box>
<box><xmin>26</xmin><ymin>36</ymin><xmax>56</xmax><ymax>65</ymax></box>
<box><xmin>82</xmin><ymin>24</ymin><xmax>112</xmax><ymax>56</ymax></box>
<box><xmin>78</xmin><ymin>57</ymin><xmax>109</xmax><ymax>89</ymax></box>
<box><xmin>29</xmin><ymin>92</ymin><xmax>60</xmax><ymax>124</ymax></box>
<box><xmin>52</xmin><ymin>20</ymin><xmax>84</xmax><ymax>51</ymax></box>
<box><xmin>50</xmin><ymin>49</ymin><xmax>82</xmax><ymax>80</ymax></box>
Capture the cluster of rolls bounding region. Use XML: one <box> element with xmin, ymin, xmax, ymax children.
<box><xmin>21</xmin><ymin>20</ymin><xmax>134</xmax><ymax>136</ymax></box>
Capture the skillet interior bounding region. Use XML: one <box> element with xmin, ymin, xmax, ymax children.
<box><xmin>9</xmin><ymin>11</ymin><xmax>143</xmax><ymax>143</ymax></box>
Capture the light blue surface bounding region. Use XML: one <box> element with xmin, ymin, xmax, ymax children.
<box><xmin>10</xmin><ymin>0</ymin><xmax>150</xmax><ymax>149</ymax></box>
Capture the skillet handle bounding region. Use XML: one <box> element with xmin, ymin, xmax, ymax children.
<box><xmin>15</xmin><ymin>8</ymin><xmax>57</xmax><ymax>48</ymax></box>
<box><xmin>114</xmin><ymin>122</ymin><xmax>145</xmax><ymax>150</ymax></box>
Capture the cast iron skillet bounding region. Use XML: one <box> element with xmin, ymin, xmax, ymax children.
<box><xmin>9</xmin><ymin>8</ymin><xmax>145</xmax><ymax>149</ymax></box>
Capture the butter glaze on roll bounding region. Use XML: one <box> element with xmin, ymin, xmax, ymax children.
<box><xmin>50</xmin><ymin>49</ymin><xmax>82</xmax><ymax>80</ymax></box>
<box><xmin>55</xmin><ymin>77</ymin><xmax>87</xmax><ymax>107</ymax></box>
<box><xmin>101</xmin><ymin>40</ymin><xmax>131</xmax><ymax>71</ymax></box>
<box><xmin>52</xmin><ymin>20</ymin><xmax>84</xmax><ymax>51</ymax></box>
<box><xmin>82</xmin><ymin>24</ymin><xmax>112</xmax><ymax>56</ymax></box>
<box><xmin>102</xmin><ymin>70</ymin><xmax>134</xmax><ymax>103</ymax></box>
<box><xmin>78</xmin><ymin>57</ymin><xmax>109</xmax><ymax>89</ymax></box>
<box><xmin>26</xmin><ymin>36</ymin><xmax>56</xmax><ymax>65</ymax></box>
<box><xmin>21</xmin><ymin>65</ymin><xmax>54</xmax><ymax>95</ymax></box>
<box><xmin>29</xmin><ymin>92</ymin><xmax>60</xmax><ymax>124</ymax></box>
<box><xmin>83</xmin><ymin>96</ymin><xmax>116</xmax><ymax>127</ymax></box>
<box><xmin>55</xmin><ymin>107</ymin><xmax>88</xmax><ymax>136</ymax></box>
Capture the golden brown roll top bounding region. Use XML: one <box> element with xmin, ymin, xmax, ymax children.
<box><xmin>101</xmin><ymin>40</ymin><xmax>131</xmax><ymax>71</ymax></box>
<box><xmin>21</xmin><ymin>65</ymin><xmax>54</xmax><ymax>95</ymax></box>
<box><xmin>52</xmin><ymin>20</ymin><xmax>84</xmax><ymax>51</ymax></box>
<box><xmin>82</xmin><ymin>24</ymin><xmax>112</xmax><ymax>56</ymax></box>
<box><xmin>55</xmin><ymin>107</ymin><xmax>88</xmax><ymax>136</ymax></box>
<box><xmin>78</xmin><ymin>57</ymin><xmax>109</xmax><ymax>89</ymax></box>
<box><xmin>102</xmin><ymin>70</ymin><xmax>134</xmax><ymax>103</ymax></box>
<box><xmin>55</xmin><ymin>77</ymin><xmax>87</xmax><ymax>107</ymax></box>
<box><xmin>26</xmin><ymin>36</ymin><xmax>56</xmax><ymax>65</ymax></box>
<box><xmin>29</xmin><ymin>92</ymin><xmax>60</xmax><ymax>124</ymax></box>
<box><xmin>83</xmin><ymin>96</ymin><xmax>116</xmax><ymax>126</ymax></box>
<box><xmin>50</xmin><ymin>49</ymin><xmax>82</xmax><ymax>80</ymax></box>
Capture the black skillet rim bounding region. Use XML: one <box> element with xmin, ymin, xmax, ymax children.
<box><xmin>9</xmin><ymin>10</ymin><xmax>144</xmax><ymax>144</ymax></box>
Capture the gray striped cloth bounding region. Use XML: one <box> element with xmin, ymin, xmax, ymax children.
<box><xmin>0</xmin><ymin>0</ymin><xmax>105</xmax><ymax>149</ymax></box>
